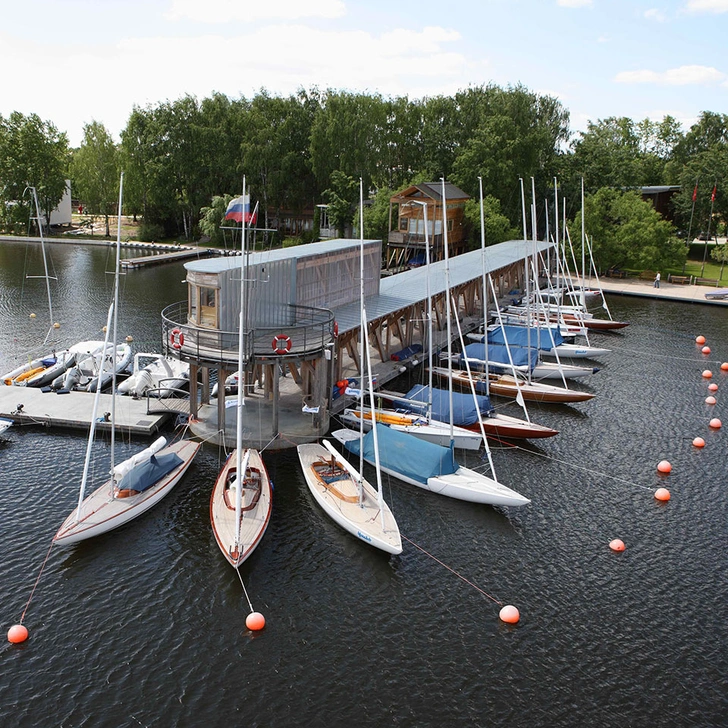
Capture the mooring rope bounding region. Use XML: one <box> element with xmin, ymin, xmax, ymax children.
<box><xmin>401</xmin><ymin>534</ymin><xmax>502</xmax><ymax>605</ymax></box>
<box><xmin>19</xmin><ymin>540</ymin><xmax>56</xmax><ymax>624</ymax></box>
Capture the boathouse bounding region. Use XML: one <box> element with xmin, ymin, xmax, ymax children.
<box><xmin>162</xmin><ymin>237</ymin><xmax>551</xmax><ymax>449</ymax></box>
<box><xmin>386</xmin><ymin>182</ymin><xmax>470</xmax><ymax>270</ymax></box>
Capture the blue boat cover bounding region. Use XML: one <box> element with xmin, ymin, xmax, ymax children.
<box><xmin>399</xmin><ymin>384</ymin><xmax>493</xmax><ymax>425</ymax></box>
<box><xmin>117</xmin><ymin>452</ymin><xmax>184</xmax><ymax>493</ymax></box>
<box><xmin>461</xmin><ymin>343</ymin><xmax>538</xmax><ymax>370</ymax></box>
<box><xmin>342</xmin><ymin>423</ymin><xmax>458</xmax><ymax>485</ymax></box>
<box><xmin>487</xmin><ymin>324</ymin><xmax>565</xmax><ymax>351</ymax></box>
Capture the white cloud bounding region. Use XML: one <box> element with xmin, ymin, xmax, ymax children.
<box><xmin>557</xmin><ymin>0</ymin><xmax>593</xmax><ymax>7</ymax></box>
<box><xmin>0</xmin><ymin>22</ymin><xmax>466</xmax><ymax>146</ymax></box>
<box><xmin>615</xmin><ymin>64</ymin><xmax>726</xmax><ymax>85</ymax></box>
<box><xmin>684</xmin><ymin>0</ymin><xmax>728</xmax><ymax>13</ymax></box>
<box><xmin>644</xmin><ymin>8</ymin><xmax>667</xmax><ymax>21</ymax></box>
<box><xmin>166</xmin><ymin>0</ymin><xmax>346</xmax><ymax>23</ymax></box>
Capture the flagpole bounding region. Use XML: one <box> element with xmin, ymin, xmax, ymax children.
<box><xmin>701</xmin><ymin>181</ymin><xmax>717</xmax><ymax>278</ymax></box>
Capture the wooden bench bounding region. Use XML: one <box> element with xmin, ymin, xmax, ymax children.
<box><xmin>668</xmin><ymin>275</ymin><xmax>690</xmax><ymax>284</ymax></box>
<box><xmin>639</xmin><ymin>270</ymin><xmax>657</xmax><ymax>281</ymax></box>
<box><xmin>606</xmin><ymin>267</ymin><xmax>627</xmax><ymax>278</ymax></box>
<box><xmin>694</xmin><ymin>277</ymin><xmax>720</xmax><ymax>286</ymax></box>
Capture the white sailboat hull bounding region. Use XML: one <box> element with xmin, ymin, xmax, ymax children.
<box><xmin>339</xmin><ymin>408</ymin><xmax>483</xmax><ymax>451</ymax></box>
<box><xmin>462</xmin><ymin>356</ymin><xmax>598</xmax><ymax>380</ymax></box>
<box><xmin>210</xmin><ymin>448</ymin><xmax>272</xmax><ymax>568</ymax></box>
<box><xmin>331</xmin><ymin>428</ymin><xmax>530</xmax><ymax>507</ymax></box>
<box><xmin>297</xmin><ymin>443</ymin><xmax>402</xmax><ymax>554</ymax></box>
<box><xmin>54</xmin><ymin>439</ymin><xmax>201</xmax><ymax>546</ymax></box>
<box><xmin>540</xmin><ymin>343</ymin><xmax>611</xmax><ymax>359</ymax></box>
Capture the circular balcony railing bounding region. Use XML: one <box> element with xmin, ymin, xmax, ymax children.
<box><xmin>161</xmin><ymin>301</ymin><xmax>335</xmax><ymax>366</ymax></box>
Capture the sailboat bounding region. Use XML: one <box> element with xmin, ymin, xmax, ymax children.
<box><xmin>54</xmin><ymin>175</ymin><xmax>201</xmax><ymax>546</ymax></box>
<box><xmin>210</xmin><ymin>178</ymin><xmax>272</xmax><ymax>568</ymax></box>
<box><xmin>299</xmin><ymin>180</ymin><xmax>402</xmax><ymax>553</ymax></box>
<box><xmin>389</xmin><ymin>384</ymin><xmax>558</xmax><ymax>440</ymax></box>
<box><xmin>333</xmin><ymin>180</ymin><xmax>530</xmax><ymax>508</ymax></box>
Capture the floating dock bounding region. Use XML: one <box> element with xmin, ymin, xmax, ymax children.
<box><xmin>120</xmin><ymin>247</ymin><xmax>215</xmax><ymax>270</ymax></box>
<box><xmin>0</xmin><ymin>386</ymin><xmax>170</xmax><ymax>436</ymax></box>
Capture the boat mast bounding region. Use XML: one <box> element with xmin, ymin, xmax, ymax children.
<box><xmin>233</xmin><ymin>177</ymin><xmax>248</xmax><ymax>555</ymax></box>
<box><xmin>441</xmin><ymin>179</ymin><xmax>455</xmax><ymax>449</ymax></box>
<box><xmin>109</xmin><ymin>173</ymin><xmax>124</xmax><ymax>491</ymax></box>
<box><xmin>74</xmin><ymin>302</ymin><xmax>114</xmax><ymax>521</ymax></box>
<box><xmin>359</xmin><ymin>179</ymin><xmax>387</xmax><ymax>521</ymax></box>
<box><xmin>553</xmin><ymin>178</ymin><xmax>560</xmax><ymax>286</ymax></box>
<box><xmin>580</xmin><ymin>177</ymin><xmax>586</xmax><ymax>309</ymax></box>
<box><xmin>412</xmin><ymin>198</ymin><xmax>433</xmax><ymax>415</ymax></box>
<box><xmin>27</xmin><ymin>186</ymin><xmax>55</xmax><ymax>344</ymax></box>
<box><xmin>478</xmin><ymin>177</ymin><xmax>489</xmax><ymax>396</ymax></box>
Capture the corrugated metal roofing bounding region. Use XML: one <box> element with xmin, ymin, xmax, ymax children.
<box><xmin>332</xmin><ymin>239</ymin><xmax>553</xmax><ymax>334</ymax></box>
<box><xmin>184</xmin><ymin>238</ymin><xmax>376</xmax><ymax>274</ymax></box>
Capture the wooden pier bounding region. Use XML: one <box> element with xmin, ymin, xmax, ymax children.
<box><xmin>120</xmin><ymin>247</ymin><xmax>215</xmax><ymax>270</ymax></box>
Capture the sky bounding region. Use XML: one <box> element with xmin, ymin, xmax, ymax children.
<box><xmin>1</xmin><ymin>0</ymin><xmax>727</xmax><ymax>147</ymax></box>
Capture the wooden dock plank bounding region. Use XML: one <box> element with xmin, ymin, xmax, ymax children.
<box><xmin>0</xmin><ymin>386</ymin><xmax>170</xmax><ymax>435</ymax></box>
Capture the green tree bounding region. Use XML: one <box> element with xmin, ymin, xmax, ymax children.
<box><xmin>360</xmin><ymin>186</ymin><xmax>393</xmax><ymax>242</ymax></box>
<box><xmin>568</xmin><ymin>117</ymin><xmax>643</xmax><ymax>192</ymax></box>
<box><xmin>0</xmin><ymin>111</ymin><xmax>70</xmax><ymax>233</ymax></box>
<box><xmin>310</xmin><ymin>91</ymin><xmax>386</xmax><ymax>196</ymax></box>
<box><xmin>450</xmin><ymin>84</ymin><xmax>570</xmax><ymax>226</ymax></box>
<box><xmin>71</xmin><ymin>121</ymin><xmax>120</xmax><ymax>236</ymax></box>
<box><xmin>322</xmin><ymin>171</ymin><xmax>358</xmax><ymax>237</ymax></box>
<box><xmin>242</xmin><ymin>90</ymin><xmax>318</xmax><ymax>238</ymax></box>
<box><xmin>463</xmin><ymin>195</ymin><xmax>520</xmax><ymax>247</ymax></box>
<box><xmin>576</xmin><ymin>188</ymin><xmax>684</xmax><ymax>272</ymax></box>
<box><xmin>199</xmin><ymin>194</ymin><xmax>234</xmax><ymax>246</ymax></box>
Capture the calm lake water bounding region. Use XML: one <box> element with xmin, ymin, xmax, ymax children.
<box><xmin>1</xmin><ymin>241</ymin><xmax>727</xmax><ymax>727</ymax></box>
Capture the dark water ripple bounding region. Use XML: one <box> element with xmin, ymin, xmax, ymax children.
<box><xmin>1</xmin><ymin>243</ymin><xmax>727</xmax><ymax>726</ymax></box>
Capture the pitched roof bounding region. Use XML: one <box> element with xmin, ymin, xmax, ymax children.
<box><xmin>391</xmin><ymin>182</ymin><xmax>470</xmax><ymax>204</ymax></box>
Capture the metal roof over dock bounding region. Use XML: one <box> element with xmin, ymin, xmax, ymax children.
<box><xmin>332</xmin><ymin>239</ymin><xmax>553</xmax><ymax>335</ymax></box>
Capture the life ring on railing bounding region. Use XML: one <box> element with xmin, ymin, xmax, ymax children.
<box><xmin>272</xmin><ymin>334</ymin><xmax>292</xmax><ymax>355</ymax></box>
<box><xmin>170</xmin><ymin>328</ymin><xmax>185</xmax><ymax>350</ymax></box>
<box><xmin>333</xmin><ymin>321</ymin><xmax>339</xmax><ymax>338</ymax></box>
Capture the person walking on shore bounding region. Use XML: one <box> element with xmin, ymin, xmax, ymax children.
<box><xmin>654</xmin><ymin>272</ymin><xmax>661</xmax><ymax>288</ymax></box>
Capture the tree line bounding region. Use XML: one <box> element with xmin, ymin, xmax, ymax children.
<box><xmin>1</xmin><ymin>85</ymin><xmax>727</xmax><ymax>272</ymax></box>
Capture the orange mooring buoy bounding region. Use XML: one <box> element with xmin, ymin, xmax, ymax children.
<box><xmin>708</xmin><ymin>383</ymin><xmax>718</xmax><ymax>392</ymax></box>
<box><xmin>609</xmin><ymin>539</ymin><xmax>625</xmax><ymax>552</ymax></box>
<box><xmin>7</xmin><ymin>624</ymin><xmax>29</xmax><ymax>644</ymax></box>
<box><xmin>706</xmin><ymin>396</ymin><xmax>717</xmax><ymax>405</ymax></box>
<box><xmin>709</xmin><ymin>418</ymin><xmax>722</xmax><ymax>429</ymax></box>
<box><xmin>499</xmin><ymin>605</ymin><xmax>520</xmax><ymax>624</ymax></box>
<box><xmin>702</xmin><ymin>370</ymin><xmax>713</xmax><ymax>379</ymax></box>
<box><xmin>654</xmin><ymin>488</ymin><xmax>671</xmax><ymax>502</ymax></box>
<box><xmin>246</xmin><ymin>612</ymin><xmax>266</xmax><ymax>631</ymax></box>
<box><xmin>722</xmin><ymin>362</ymin><xmax>728</xmax><ymax>372</ymax></box>
<box><xmin>702</xmin><ymin>346</ymin><xmax>711</xmax><ymax>355</ymax></box>
<box><xmin>696</xmin><ymin>335</ymin><xmax>706</xmax><ymax>345</ymax></box>
<box><xmin>657</xmin><ymin>460</ymin><xmax>672</xmax><ymax>474</ymax></box>
<box><xmin>693</xmin><ymin>436</ymin><xmax>706</xmax><ymax>448</ymax></box>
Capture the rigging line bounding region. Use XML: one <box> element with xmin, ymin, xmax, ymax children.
<box><xmin>401</xmin><ymin>534</ymin><xmax>502</xmax><ymax>606</ymax></box>
<box><xmin>235</xmin><ymin>567</ymin><xmax>255</xmax><ymax>613</ymax></box>
<box><xmin>589</xmin><ymin>342</ymin><xmax>721</xmax><ymax>365</ymax></box>
<box><xmin>19</xmin><ymin>540</ymin><xmax>56</xmax><ymax>624</ymax></box>
<box><xmin>505</xmin><ymin>441</ymin><xmax>656</xmax><ymax>492</ymax></box>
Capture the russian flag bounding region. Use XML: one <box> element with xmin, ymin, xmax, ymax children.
<box><xmin>225</xmin><ymin>194</ymin><xmax>257</xmax><ymax>224</ymax></box>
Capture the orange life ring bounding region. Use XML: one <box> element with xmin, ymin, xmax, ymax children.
<box><xmin>170</xmin><ymin>328</ymin><xmax>185</xmax><ymax>349</ymax></box>
<box><xmin>272</xmin><ymin>334</ymin><xmax>292</xmax><ymax>355</ymax></box>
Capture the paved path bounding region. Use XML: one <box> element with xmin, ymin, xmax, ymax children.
<box><xmin>587</xmin><ymin>275</ymin><xmax>728</xmax><ymax>306</ymax></box>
